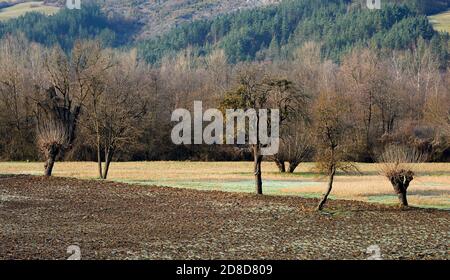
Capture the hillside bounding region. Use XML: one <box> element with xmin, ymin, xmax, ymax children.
<box><xmin>44</xmin><ymin>0</ymin><xmax>281</xmax><ymax>39</ymax></box>
<box><xmin>2</xmin><ymin>1</ymin><xmax>449</xmax><ymax>39</ymax></box>
<box><xmin>0</xmin><ymin>0</ymin><xmax>448</xmax><ymax>66</ymax></box>
<box><xmin>137</xmin><ymin>0</ymin><xmax>449</xmax><ymax>65</ymax></box>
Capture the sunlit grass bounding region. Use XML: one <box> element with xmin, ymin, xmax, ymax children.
<box><xmin>0</xmin><ymin>1</ymin><xmax>59</xmax><ymax>21</ymax></box>
<box><xmin>429</xmin><ymin>10</ymin><xmax>450</xmax><ymax>33</ymax></box>
<box><xmin>0</xmin><ymin>161</ymin><xmax>449</xmax><ymax>209</ymax></box>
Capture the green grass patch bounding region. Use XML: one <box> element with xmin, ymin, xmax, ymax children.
<box><xmin>367</xmin><ymin>195</ymin><xmax>398</xmax><ymax>204</ymax></box>
<box><xmin>114</xmin><ymin>178</ymin><xmax>321</xmax><ymax>193</ymax></box>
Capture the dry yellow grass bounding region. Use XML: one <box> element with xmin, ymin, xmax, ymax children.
<box><xmin>429</xmin><ymin>11</ymin><xmax>450</xmax><ymax>33</ymax></box>
<box><xmin>0</xmin><ymin>161</ymin><xmax>449</xmax><ymax>209</ymax></box>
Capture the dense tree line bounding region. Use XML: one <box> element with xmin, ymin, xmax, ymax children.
<box><xmin>0</xmin><ymin>34</ymin><xmax>448</xmax><ymax>164</ymax></box>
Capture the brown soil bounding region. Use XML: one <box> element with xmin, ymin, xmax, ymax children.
<box><xmin>0</xmin><ymin>175</ymin><xmax>448</xmax><ymax>260</ymax></box>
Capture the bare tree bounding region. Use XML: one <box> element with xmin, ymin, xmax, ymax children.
<box><xmin>341</xmin><ymin>49</ymin><xmax>388</xmax><ymax>160</ymax></box>
<box><xmin>378</xmin><ymin>145</ymin><xmax>425</xmax><ymax>207</ymax></box>
<box><xmin>274</xmin><ymin>119</ymin><xmax>313</xmax><ymax>173</ymax></box>
<box><xmin>0</xmin><ymin>35</ymin><xmax>37</xmax><ymax>160</ymax></box>
<box><xmin>220</xmin><ymin>67</ymin><xmax>269</xmax><ymax>195</ymax></box>
<box><xmin>221</xmin><ymin>64</ymin><xmax>307</xmax><ymax>194</ymax></box>
<box><xmin>83</xmin><ymin>50</ymin><xmax>151</xmax><ymax>179</ymax></box>
<box><xmin>313</xmin><ymin>91</ymin><xmax>357</xmax><ymax>211</ymax></box>
<box><xmin>424</xmin><ymin>71</ymin><xmax>450</xmax><ymax>140</ymax></box>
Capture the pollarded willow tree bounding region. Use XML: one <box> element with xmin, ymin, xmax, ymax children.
<box><xmin>378</xmin><ymin>145</ymin><xmax>425</xmax><ymax>207</ymax></box>
<box><xmin>36</xmin><ymin>118</ymin><xmax>69</xmax><ymax>176</ymax></box>
<box><xmin>36</xmin><ymin>40</ymin><xmax>113</xmax><ymax>176</ymax></box>
<box><xmin>220</xmin><ymin>64</ymin><xmax>308</xmax><ymax>195</ymax></box>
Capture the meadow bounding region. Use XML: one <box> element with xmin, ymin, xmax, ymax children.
<box><xmin>1</xmin><ymin>161</ymin><xmax>449</xmax><ymax>209</ymax></box>
<box><xmin>429</xmin><ymin>10</ymin><xmax>450</xmax><ymax>33</ymax></box>
<box><xmin>0</xmin><ymin>1</ymin><xmax>59</xmax><ymax>21</ymax></box>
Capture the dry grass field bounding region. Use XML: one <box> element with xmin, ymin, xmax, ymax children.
<box><xmin>429</xmin><ymin>10</ymin><xmax>450</xmax><ymax>33</ymax></box>
<box><xmin>0</xmin><ymin>1</ymin><xmax>59</xmax><ymax>21</ymax></box>
<box><xmin>0</xmin><ymin>161</ymin><xmax>449</xmax><ymax>209</ymax></box>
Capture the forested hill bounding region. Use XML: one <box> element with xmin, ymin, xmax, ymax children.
<box><xmin>137</xmin><ymin>0</ymin><xmax>450</xmax><ymax>65</ymax></box>
<box><xmin>0</xmin><ymin>0</ymin><xmax>448</xmax><ymax>66</ymax></box>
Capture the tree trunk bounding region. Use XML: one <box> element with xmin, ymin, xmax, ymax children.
<box><xmin>317</xmin><ymin>166</ymin><xmax>336</xmax><ymax>211</ymax></box>
<box><xmin>97</xmin><ymin>155</ymin><xmax>103</xmax><ymax>179</ymax></box>
<box><xmin>44</xmin><ymin>145</ymin><xmax>59</xmax><ymax>177</ymax></box>
<box><xmin>102</xmin><ymin>148</ymin><xmax>114</xmax><ymax>180</ymax></box>
<box><xmin>253</xmin><ymin>145</ymin><xmax>263</xmax><ymax>195</ymax></box>
<box><xmin>274</xmin><ymin>158</ymin><xmax>286</xmax><ymax>173</ymax></box>
<box><xmin>389</xmin><ymin>171</ymin><xmax>414</xmax><ymax>207</ymax></box>
<box><xmin>93</xmin><ymin>99</ymin><xmax>103</xmax><ymax>179</ymax></box>
<box><xmin>96</xmin><ymin>135</ymin><xmax>103</xmax><ymax>179</ymax></box>
<box><xmin>397</xmin><ymin>192</ymin><xmax>408</xmax><ymax>207</ymax></box>
<box><xmin>288</xmin><ymin>161</ymin><xmax>299</xmax><ymax>173</ymax></box>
